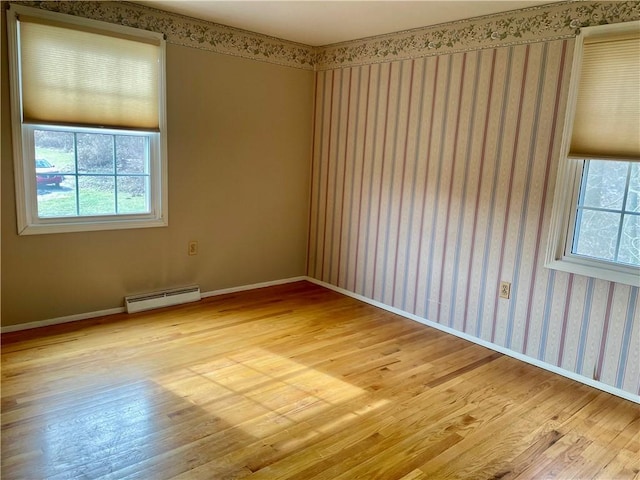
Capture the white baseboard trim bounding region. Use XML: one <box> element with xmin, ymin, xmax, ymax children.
<box><xmin>3</xmin><ymin>275</ymin><xmax>637</xmax><ymax>403</ymax></box>
<box><xmin>200</xmin><ymin>276</ymin><xmax>308</xmax><ymax>299</ymax></box>
<box><xmin>1</xmin><ymin>307</ymin><xmax>126</xmax><ymax>334</ymax></box>
<box><xmin>0</xmin><ymin>276</ymin><xmax>308</xmax><ymax>334</ymax></box>
<box><xmin>305</xmin><ymin>277</ymin><xmax>640</xmax><ymax>404</ymax></box>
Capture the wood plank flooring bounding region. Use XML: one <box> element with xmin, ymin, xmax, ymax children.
<box><xmin>2</xmin><ymin>281</ymin><xmax>639</xmax><ymax>479</ymax></box>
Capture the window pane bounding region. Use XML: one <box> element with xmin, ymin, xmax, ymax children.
<box><xmin>32</xmin><ymin>130</ymin><xmax>154</xmax><ymax>220</ymax></box>
<box><xmin>573</xmin><ymin>209</ymin><xmax>621</xmax><ymax>261</ymax></box>
<box><xmin>625</xmin><ymin>163</ymin><xmax>640</xmax><ymax>213</ymax></box>
<box><xmin>581</xmin><ymin>160</ymin><xmax>628</xmax><ymax>211</ymax></box>
<box><xmin>117</xmin><ymin>176</ymin><xmax>149</xmax><ymax>213</ymax></box>
<box><xmin>34</xmin><ymin>131</ymin><xmax>75</xmax><ymax>217</ymax></box>
<box><xmin>37</xmin><ymin>177</ymin><xmax>77</xmax><ymax>217</ymax></box>
<box><xmin>79</xmin><ymin>176</ymin><xmax>115</xmax><ymax>216</ymax></box>
<box><xmin>34</xmin><ymin>130</ymin><xmax>76</xmax><ymax>174</ymax></box>
<box><xmin>618</xmin><ymin>214</ymin><xmax>640</xmax><ymax>266</ymax></box>
<box><xmin>116</xmin><ymin>136</ymin><xmax>148</xmax><ymax>174</ymax></box>
<box><xmin>77</xmin><ymin>133</ymin><xmax>114</xmax><ymax>174</ymax></box>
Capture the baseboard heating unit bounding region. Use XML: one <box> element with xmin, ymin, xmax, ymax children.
<box><xmin>125</xmin><ymin>286</ymin><xmax>201</xmax><ymax>313</ymax></box>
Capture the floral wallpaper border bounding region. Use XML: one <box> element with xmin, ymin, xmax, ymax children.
<box><xmin>12</xmin><ymin>1</ymin><xmax>640</xmax><ymax>71</ymax></box>
<box><xmin>316</xmin><ymin>1</ymin><xmax>640</xmax><ymax>70</ymax></box>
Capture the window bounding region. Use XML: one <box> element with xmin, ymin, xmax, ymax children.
<box><xmin>546</xmin><ymin>21</ymin><xmax>640</xmax><ymax>287</ymax></box>
<box><xmin>7</xmin><ymin>5</ymin><xmax>167</xmax><ymax>234</ymax></box>
<box><xmin>33</xmin><ymin>128</ymin><xmax>152</xmax><ymax>218</ymax></box>
<box><xmin>573</xmin><ymin>160</ymin><xmax>639</xmax><ymax>266</ymax></box>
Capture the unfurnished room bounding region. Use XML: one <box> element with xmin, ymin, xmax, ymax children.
<box><xmin>1</xmin><ymin>0</ymin><xmax>639</xmax><ymax>478</ymax></box>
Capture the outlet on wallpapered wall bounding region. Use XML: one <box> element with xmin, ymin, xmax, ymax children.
<box><xmin>499</xmin><ymin>282</ymin><xmax>511</xmax><ymax>299</ymax></box>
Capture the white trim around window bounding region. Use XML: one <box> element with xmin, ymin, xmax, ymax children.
<box><xmin>545</xmin><ymin>20</ymin><xmax>640</xmax><ymax>287</ymax></box>
<box><xmin>6</xmin><ymin>4</ymin><xmax>168</xmax><ymax>235</ymax></box>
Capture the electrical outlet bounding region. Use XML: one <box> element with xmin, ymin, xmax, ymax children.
<box><xmin>499</xmin><ymin>281</ymin><xmax>511</xmax><ymax>299</ymax></box>
<box><xmin>188</xmin><ymin>241</ymin><xmax>198</xmax><ymax>256</ymax></box>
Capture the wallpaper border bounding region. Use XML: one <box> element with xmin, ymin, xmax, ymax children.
<box><xmin>11</xmin><ymin>1</ymin><xmax>640</xmax><ymax>71</ymax></box>
<box><xmin>316</xmin><ymin>1</ymin><xmax>640</xmax><ymax>70</ymax></box>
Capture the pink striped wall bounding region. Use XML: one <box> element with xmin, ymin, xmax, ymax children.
<box><xmin>307</xmin><ymin>39</ymin><xmax>640</xmax><ymax>396</ymax></box>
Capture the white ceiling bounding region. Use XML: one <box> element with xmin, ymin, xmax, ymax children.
<box><xmin>135</xmin><ymin>1</ymin><xmax>561</xmax><ymax>47</ymax></box>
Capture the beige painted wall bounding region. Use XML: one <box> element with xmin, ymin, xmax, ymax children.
<box><xmin>1</xmin><ymin>10</ymin><xmax>314</xmax><ymax>327</ymax></box>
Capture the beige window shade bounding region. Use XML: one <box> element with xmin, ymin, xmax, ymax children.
<box><xmin>19</xmin><ymin>17</ymin><xmax>161</xmax><ymax>131</ymax></box>
<box><xmin>570</xmin><ymin>31</ymin><xmax>640</xmax><ymax>160</ymax></box>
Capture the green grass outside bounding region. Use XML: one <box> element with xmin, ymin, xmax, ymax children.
<box><xmin>38</xmin><ymin>185</ymin><xmax>147</xmax><ymax>217</ymax></box>
<box><xmin>36</xmin><ymin>147</ymin><xmax>75</xmax><ymax>173</ymax></box>
<box><xmin>36</xmin><ymin>147</ymin><xmax>147</xmax><ymax>217</ymax></box>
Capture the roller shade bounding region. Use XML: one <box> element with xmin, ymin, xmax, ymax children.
<box><xmin>569</xmin><ymin>30</ymin><xmax>640</xmax><ymax>160</ymax></box>
<box><xmin>19</xmin><ymin>16</ymin><xmax>161</xmax><ymax>131</ymax></box>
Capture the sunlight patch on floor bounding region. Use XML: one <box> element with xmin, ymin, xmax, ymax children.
<box><xmin>153</xmin><ymin>348</ymin><xmax>383</xmax><ymax>438</ymax></box>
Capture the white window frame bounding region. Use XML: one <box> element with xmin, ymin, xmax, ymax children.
<box><xmin>6</xmin><ymin>4</ymin><xmax>168</xmax><ymax>235</ymax></box>
<box><xmin>546</xmin><ymin>21</ymin><xmax>640</xmax><ymax>287</ymax></box>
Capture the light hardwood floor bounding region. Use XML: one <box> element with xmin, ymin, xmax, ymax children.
<box><xmin>2</xmin><ymin>281</ymin><xmax>639</xmax><ymax>479</ymax></box>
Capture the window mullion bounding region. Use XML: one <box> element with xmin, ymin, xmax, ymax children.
<box><xmin>576</xmin><ymin>205</ymin><xmax>636</xmax><ymax>215</ymax></box>
<box><xmin>613</xmin><ymin>163</ymin><xmax>633</xmax><ymax>262</ymax></box>
<box><xmin>113</xmin><ymin>135</ymin><xmax>118</xmax><ymax>215</ymax></box>
<box><xmin>577</xmin><ymin>159</ymin><xmax>590</xmax><ymax>206</ymax></box>
<box><xmin>74</xmin><ymin>132</ymin><xmax>80</xmax><ymax>217</ymax></box>
<box><xmin>571</xmin><ymin>161</ymin><xmax>589</xmax><ymax>255</ymax></box>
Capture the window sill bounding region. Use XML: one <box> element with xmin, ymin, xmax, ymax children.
<box><xmin>545</xmin><ymin>256</ymin><xmax>639</xmax><ymax>287</ymax></box>
<box><xmin>18</xmin><ymin>216</ymin><xmax>168</xmax><ymax>236</ymax></box>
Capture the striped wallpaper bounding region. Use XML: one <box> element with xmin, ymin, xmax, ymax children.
<box><xmin>307</xmin><ymin>38</ymin><xmax>640</xmax><ymax>397</ymax></box>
